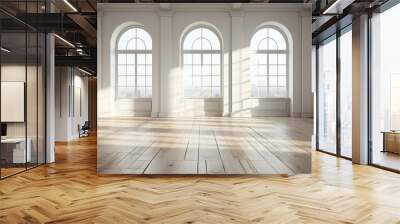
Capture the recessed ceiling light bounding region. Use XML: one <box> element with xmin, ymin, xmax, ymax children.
<box><xmin>1</xmin><ymin>47</ymin><xmax>11</xmax><ymax>53</ymax></box>
<box><xmin>54</xmin><ymin>34</ymin><xmax>75</xmax><ymax>48</ymax></box>
<box><xmin>323</xmin><ymin>0</ymin><xmax>344</xmax><ymax>15</ymax></box>
<box><xmin>78</xmin><ymin>67</ymin><xmax>93</xmax><ymax>76</ymax></box>
<box><xmin>63</xmin><ymin>0</ymin><xmax>78</xmax><ymax>12</ymax></box>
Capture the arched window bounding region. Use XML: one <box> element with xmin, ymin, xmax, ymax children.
<box><xmin>116</xmin><ymin>27</ymin><xmax>152</xmax><ymax>98</ymax></box>
<box><xmin>182</xmin><ymin>27</ymin><xmax>222</xmax><ymax>98</ymax></box>
<box><xmin>251</xmin><ymin>27</ymin><xmax>288</xmax><ymax>97</ymax></box>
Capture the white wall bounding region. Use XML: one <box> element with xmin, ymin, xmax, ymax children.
<box><xmin>98</xmin><ymin>3</ymin><xmax>313</xmax><ymax>118</ymax></box>
<box><xmin>55</xmin><ymin>67</ymin><xmax>89</xmax><ymax>141</ymax></box>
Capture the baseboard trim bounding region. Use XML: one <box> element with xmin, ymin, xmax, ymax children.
<box><xmin>301</xmin><ymin>112</ymin><xmax>313</xmax><ymax>118</ymax></box>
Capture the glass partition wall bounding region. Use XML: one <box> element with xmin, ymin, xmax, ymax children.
<box><xmin>316</xmin><ymin>26</ymin><xmax>352</xmax><ymax>159</ymax></box>
<box><xmin>370</xmin><ymin>3</ymin><xmax>400</xmax><ymax>171</ymax></box>
<box><xmin>317</xmin><ymin>35</ymin><xmax>337</xmax><ymax>154</ymax></box>
<box><xmin>0</xmin><ymin>6</ymin><xmax>46</xmax><ymax>179</ymax></box>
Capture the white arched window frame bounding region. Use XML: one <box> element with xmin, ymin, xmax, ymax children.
<box><xmin>182</xmin><ymin>26</ymin><xmax>222</xmax><ymax>98</ymax></box>
<box><xmin>116</xmin><ymin>27</ymin><xmax>152</xmax><ymax>98</ymax></box>
<box><xmin>251</xmin><ymin>26</ymin><xmax>289</xmax><ymax>97</ymax></box>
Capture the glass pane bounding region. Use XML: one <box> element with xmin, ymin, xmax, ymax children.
<box><xmin>203</xmin><ymin>65</ymin><xmax>211</xmax><ymax>76</ymax></box>
<box><xmin>137</xmin><ymin>76</ymin><xmax>146</xmax><ymax>86</ymax></box>
<box><xmin>118</xmin><ymin>28</ymin><xmax>152</xmax><ymax>50</ymax></box>
<box><xmin>268</xmin><ymin>39</ymin><xmax>278</xmax><ymax>50</ymax></box>
<box><xmin>118</xmin><ymin>54</ymin><xmax>126</xmax><ymax>64</ymax></box>
<box><xmin>126</xmin><ymin>65</ymin><xmax>135</xmax><ymax>76</ymax></box>
<box><xmin>127</xmin><ymin>54</ymin><xmax>135</xmax><ymax>64</ymax></box>
<box><xmin>137</xmin><ymin>65</ymin><xmax>146</xmax><ymax>75</ymax></box>
<box><xmin>212</xmin><ymin>65</ymin><xmax>220</xmax><ymax>76</ymax></box>
<box><xmin>118</xmin><ymin>65</ymin><xmax>126</xmax><ymax>76</ymax></box>
<box><xmin>137</xmin><ymin>39</ymin><xmax>147</xmax><ymax>50</ymax></box>
<box><xmin>183</xmin><ymin>28</ymin><xmax>201</xmax><ymax>50</ymax></box>
<box><xmin>193</xmin><ymin>76</ymin><xmax>201</xmax><ymax>87</ymax></box>
<box><xmin>203</xmin><ymin>54</ymin><xmax>211</xmax><ymax>65</ymax></box>
<box><xmin>269</xmin><ymin>65</ymin><xmax>277</xmax><ymax>75</ymax></box>
<box><xmin>278</xmin><ymin>65</ymin><xmax>286</xmax><ymax>76</ymax></box>
<box><xmin>146</xmin><ymin>66</ymin><xmax>152</xmax><ymax>76</ymax></box>
<box><xmin>268</xmin><ymin>28</ymin><xmax>286</xmax><ymax>50</ymax></box>
<box><xmin>212</xmin><ymin>87</ymin><xmax>221</xmax><ymax>97</ymax></box>
<box><xmin>258</xmin><ymin>76</ymin><xmax>267</xmax><ymax>86</ymax></box>
<box><xmin>118</xmin><ymin>76</ymin><xmax>127</xmax><ymax>86</ymax></box>
<box><xmin>27</xmin><ymin>31</ymin><xmax>38</xmax><ymax>169</ymax></box>
<box><xmin>146</xmin><ymin>87</ymin><xmax>152</xmax><ymax>97</ymax></box>
<box><xmin>184</xmin><ymin>65</ymin><xmax>192</xmax><ymax>75</ymax></box>
<box><xmin>278</xmin><ymin>76</ymin><xmax>286</xmax><ymax>87</ymax></box>
<box><xmin>318</xmin><ymin>37</ymin><xmax>337</xmax><ymax>154</ymax></box>
<box><xmin>1</xmin><ymin>30</ymin><xmax>27</xmax><ymax>177</ymax></box>
<box><xmin>278</xmin><ymin>54</ymin><xmax>286</xmax><ymax>64</ymax></box>
<box><xmin>193</xmin><ymin>65</ymin><xmax>201</xmax><ymax>75</ymax></box>
<box><xmin>201</xmin><ymin>38</ymin><xmax>212</xmax><ymax>50</ymax></box>
<box><xmin>258</xmin><ymin>65</ymin><xmax>267</xmax><ymax>75</ymax></box>
<box><xmin>269</xmin><ymin>76</ymin><xmax>278</xmax><ymax>86</ymax></box>
<box><xmin>371</xmin><ymin>4</ymin><xmax>400</xmax><ymax>171</ymax></box>
<box><xmin>212</xmin><ymin>76</ymin><xmax>220</xmax><ymax>86</ymax></box>
<box><xmin>184</xmin><ymin>54</ymin><xmax>192</xmax><ymax>64</ymax></box>
<box><xmin>269</xmin><ymin>54</ymin><xmax>278</xmax><ymax>64</ymax></box>
<box><xmin>212</xmin><ymin>54</ymin><xmax>220</xmax><ymax>64</ymax></box>
<box><xmin>137</xmin><ymin>54</ymin><xmax>146</xmax><ymax>65</ymax></box>
<box><xmin>202</xmin><ymin>76</ymin><xmax>211</xmax><ymax>86</ymax></box>
<box><xmin>193</xmin><ymin>54</ymin><xmax>201</xmax><ymax>65</ymax></box>
<box><xmin>192</xmin><ymin>39</ymin><xmax>202</xmax><ymax>50</ymax></box>
<box><xmin>126</xmin><ymin>76</ymin><xmax>135</xmax><ymax>86</ymax></box>
<box><xmin>146</xmin><ymin>76</ymin><xmax>152</xmax><ymax>87</ymax></box>
<box><xmin>202</xmin><ymin>28</ymin><xmax>220</xmax><ymax>50</ymax></box>
<box><xmin>146</xmin><ymin>54</ymin><xmax>152</xmax><ymax>64</ymax></box>
<box><xmin>258</xmin><ymin>54</ymin><xmax>267</xmax><ymax>64</ymax></box>
<box><xmin>340</xmin><ymin>29</ymin><xmax>352</xmax><ymax>158</ymax></box>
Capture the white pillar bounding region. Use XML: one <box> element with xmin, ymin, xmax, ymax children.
<box><xmin>159</xmin><ymin>9</ymin><xmax>173</xmax><ymax>117</ymax></box>
<box><xmin>230</xmin><ymin>9</ymin><xmax>245</xmax><ymax>117</ymax></box>
<box><xmin>301</xmin><ymin>10</ymin><xmax>313</xmax><ymax>118</ymax></box>
<box><xmin>352</xmin><ymin>14</ymin><xmax>369</xmax><ymax>164</ymax></box>
<box><xmin>46</xmin><ymin>32</ymin><xmax>55</xmax><ymax>163</ymax></box>
<box><xmin>312</xmin><ymin>46</ymin><xmax>317</xmax><ymax>150</ymax></box>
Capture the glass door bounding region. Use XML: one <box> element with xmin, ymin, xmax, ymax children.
<box><xmin>317</xmin><ymin>35</ymin><xmax>337</xmax><ymax>154</ymax></box>
<box><xmin>339</xmin><ymin>27</ymin><xmax>352</xmax><ymax>158</ymax></box>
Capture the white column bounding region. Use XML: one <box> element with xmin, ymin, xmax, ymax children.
<box><xmin>352</xmin><ymin>14</ymin><xmax>369</xmax><ymax>164</ymax></box>
<box><xmin>312</xmin><ymin>46</ymin><xmax>317</xmax><ymax>150</ymax></box>
<box><xmin>230</xmin><ymin>10</ymin><xmax>245</xmax><ymax>117</ymax></box>
<box><xmin>46</xmin><ymin>32</ymin><xmax>55</xmax><ymax>163</ymax></box>
<box><xmin>159</xmin><ymin>10</ymin><xmax>173</xmax><ymax>117</ymax></box>
<box><xmin>301</xmin><ymin>10</ymin><xmax>313</xmax><ymax>118</ymax></box>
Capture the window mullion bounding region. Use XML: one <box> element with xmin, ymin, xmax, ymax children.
<box><xmin>135</xmin><ymin>53</ymin><xmax>137</xmax><ymax>96</ymax></box>
<box><xmin>201</xmin><ymin>52</ymin><xmax>203</xmax><ymax>96</ymax></box>
<box><xmin>267</xmin><ymin>52</ymin><xmax>270</xmax><ymax>97</ymax></box>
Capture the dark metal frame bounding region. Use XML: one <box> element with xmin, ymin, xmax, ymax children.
<box><xmin>315</xmin><ymin>23</ymin><xmax>353</xmax><ymax>161</ymax></box>
<box><xmin>367</xmin><ymin>0</ymin><xmax>400</xmax><ymax>173</ymax></box>
<box><xmin>0</xmin><ymin>0</ymin><xmax>48</xmax><ymax>180</ymax></box>
<box><xmin>316</xmin><ymin>0</ymin><xmax>400</xmax><ymax>172</ymax></box>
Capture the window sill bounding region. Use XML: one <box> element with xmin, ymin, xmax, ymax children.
<box><xmin>183</xmin><ymin>97</ymin><xmax>222</xmax><ymax>101</ymax></box>
<box><xmin>115</xmin><ymin>97</ymin><xmax>152</xmax><ymax>102</ymax></box>
<box><xmin>250</xmin><ymin>97</ymin><xmax>290</xmax><ymax>100</ymax></box>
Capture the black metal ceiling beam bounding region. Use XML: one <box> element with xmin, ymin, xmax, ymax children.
<box><xmin>55</xmin><ymin>55</ymin><xmax>96</xmax><ymax>73</ymax></box>
<box><xmin>14</xmin><ymin>13</ymin><xmax>83</xmax><ymax>32</ymax></box>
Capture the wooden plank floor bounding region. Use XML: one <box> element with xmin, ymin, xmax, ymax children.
<box><xmin>97</xmin><ymin>117</ymin><xmax>312</xmax><ymax>175</ymax></box>
<box><xmin>0</xmin><ymin>118</ymin><xmax>400</xmax><ymax>223</ymax></box>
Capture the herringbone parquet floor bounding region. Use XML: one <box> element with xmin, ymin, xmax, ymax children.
<box><xmin>1</xmin><ymin>118</ymin><xmax>400</xmax><ymax>223</ymax></box>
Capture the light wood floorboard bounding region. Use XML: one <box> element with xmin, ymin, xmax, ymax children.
<box><xmin>98</xmin><ymin>117</ymin><xmax>312</xmax><ymax>175</ymax></box>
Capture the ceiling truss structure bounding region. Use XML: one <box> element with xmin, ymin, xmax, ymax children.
<box><xmin>0</xmin><ymin>0</ymin><xmax>393</xmax><ymax>75</ymax></box>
